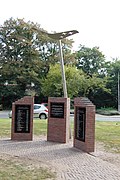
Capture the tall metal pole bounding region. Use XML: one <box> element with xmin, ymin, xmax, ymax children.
<box><xmin>118</xmin><ymin>71</ymin><xmax>120</xmax><ymax>112</ymax></box>
<box><xmin>58</xmin><ymin>40</ymin><xmax>67</xmax><ymax>98</ymax></box>
<box><xmin>45</xmin><ymin>30</ymin><xmax>78</xmax><ymax>140</ymax></box>
<box><xmin>46</xmin><ymin>30</ymin><xmax>79</xmax><ymax>98</ymax></box>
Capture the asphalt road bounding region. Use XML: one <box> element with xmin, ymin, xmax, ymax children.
<box><xmin>0</xmin><ymin>110</ymin><xmax>120</xmax><ymax>121</ymax></box>
<box><xmin>0</xmin><ymin>110</ymin><xmax>10</xmax><ymax>119</ymax></box>
<box><xmin>95</xmin><ymin>114</ymin><xmax>120</xmax><ymax>121</ymax></box>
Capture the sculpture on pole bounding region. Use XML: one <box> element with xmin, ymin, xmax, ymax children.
<box><xmin>47</xmin><ymin>30</ymin><xmax>79</xmax><ymax>97</ymax></box>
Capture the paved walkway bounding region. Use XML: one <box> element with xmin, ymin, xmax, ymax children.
<box><xmin>0</xmin><ymin>137</ymin><xmax>120</xmax><ymax>180</ymax></box>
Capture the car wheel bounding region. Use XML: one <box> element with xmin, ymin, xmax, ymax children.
<box><xmin>39</xmin><ymin>113</ymin><xmax>47</xmax><ymax>119</ymax></box>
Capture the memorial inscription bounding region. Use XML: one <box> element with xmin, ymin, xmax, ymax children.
<box><xmin>50</xmin><ymin>102</ymin><xmax>64</xmax><ymax>118</ymax></box>
<box><xmin>15</xmin><ymin>105</ymin><xmax>30</xmax><ymax>133</ymax></box>
<box><xmin>76</xmin><ymin>107</ymin><xmax>86</xmax><ymax>141</ymax></box>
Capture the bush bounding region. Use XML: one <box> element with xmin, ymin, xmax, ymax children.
<box><xmin>96</xmin><ymin>107</ymin><xmax>120</xmax><ymax>115</ymax></box>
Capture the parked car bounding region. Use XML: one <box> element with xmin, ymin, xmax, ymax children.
<box><xmin>41</xmin><ymin>102</ymin><xmax>48</xmax><ymax>108</ymax></box>
<box><xmin>34</xmin><ymin>104</ymin><xmax>48</xmax><ymax>119</ymax></box>
<box><xmin>0</xmin><ymin>104</ymin><xmax>3</xmax><ymax>111</ymax></box>
<box><xmin>9</xmin><ymin>104</ymin><xmax>48</xmax><ymax>119</ymax></box>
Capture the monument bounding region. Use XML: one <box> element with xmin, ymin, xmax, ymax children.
<box><xmin>45</xmin><ymin>30</ymin><xmax>78</xmax><ymax>144</ymax></box>
<box><xmin>11</xmin><ymin>96</ymin><xmax>34</xmax><ymax>141</ymax></box>
<box><xmin>47</xmin><ymin>97</ymin><xmax>70</xmax><ymax>143</ymax></box>
<box><xmin>74</xmin><ymin>97</ymin><xmax>95</xmax><ymax>152</ymax></box>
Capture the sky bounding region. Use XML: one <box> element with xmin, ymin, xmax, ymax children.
<box><xmin>1</xmin><ymin>0</ymin><xmax>120</xmax><ymax>60</ymax></box>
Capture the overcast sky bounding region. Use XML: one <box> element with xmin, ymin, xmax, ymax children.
<box><xmin>1</xmin><ymin>0</ymin><xmax>120</xmax><ymax>60</ymax></box>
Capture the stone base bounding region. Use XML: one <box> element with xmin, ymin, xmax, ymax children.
<box><xmin>47</xmin><ymin>97</ymin><xmax>70</xmax><ymax>143</ymax></box>
<box><xmin>11</xmin><ymin>96</ymin><xmax>34</xmax><ymax>141</ymax></box>
<box><xmin>74</xmin><ymin>97</ymin><xmax>95</xmax><ymax>152</ymax></box>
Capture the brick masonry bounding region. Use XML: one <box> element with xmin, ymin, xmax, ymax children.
<box><xmin>11</xmin><ymin>96</ymin><xmax>34</xmax><ymax>141</ymax></box>
<box><xmin>74</xmin><ymin>97</ymin><xmax>95</xmax><ymax>152</ymax></box>
<box><xmin>47</xmin><ymin>97</ymin><xmax>70</xmax><ymax>143</ymax></box>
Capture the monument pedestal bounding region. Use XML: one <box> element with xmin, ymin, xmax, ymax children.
<box><xmin>74</xmin><ymin>97</ymin><xmax>95</xmax><ymax>152</ymax></box>
<box><xmin>11</xmin><ymin>96</ymin><xmax>34</xmax><ymax>141</ymax></box>
<box><xmin>47</xmin><ymin>97</ymin><xmax>70</xmax><ymax>143</ymax></box>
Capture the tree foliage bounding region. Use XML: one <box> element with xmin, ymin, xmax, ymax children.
<box><xmin>0</xmin><ymin>18</ymin><xmax>74</xmax><ymax>105</ymax></box>
<box><xmin>76</xmin><ymin>45</ymin><xmax>106</xmax><ymax>76</ymax></box>
<box><xmin>41</xmin><ymin>64</ymin><xmax>109</xmax><ymax>100</ymax></box>
<box><xmin>41</xmin><ymin>64</ymin><xmax>85</xmax><ymax>98</ymax></box>
<box><xmin>105</xmin><ymin>58</ymin><xmax>120</xmax><ymax>107</ymax></box>
<box><xmin>0</xmin><ymin>18</ymin><xmax>119</xmax><ymax>109</ymax></box>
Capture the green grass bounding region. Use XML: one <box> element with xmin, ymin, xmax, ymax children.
<box><xmin>0</xmin><ymin>118</ymin><xmax>56</xmax><ymax>179</ymax></box>
<box><xmin>33</xmin><ymin>119</ymin><xmax>47</xmax><ymax>136</ymax></box>
<box><xmin>0</xmin><ymin>118</ymin><xmax>48</xmax><ymax>138</ymax></box>
<box><xmin>95</xmin><ymin>121</ymin><xmax>120</xmax><ymax>153</ymax></box>
<box><xmin>0</xmin><ymin>158</ymin><xmax>55</xmax><ymax>180</ymax></box>
<box><xmin>0</xmin><ymin>119</ymin><xmax>120</xmax><ymax>153</ymax></box>
<box><xmin>0</xmin><ymin>119</ymin><xmax>11</xmax><ymax>137</ymax></box>
<box><xmin>0</xmin><ymin>118</ymin><xmax>119</xmax><ymax>179</ymax></box>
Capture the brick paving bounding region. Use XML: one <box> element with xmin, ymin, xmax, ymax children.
<box><xmin>0</xmin><ymin>136</ymin><xmax>120</xmax><ymax>180</ymax></box>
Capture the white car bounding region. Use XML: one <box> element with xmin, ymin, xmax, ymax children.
<box><xmin>9</xmin><ymin>104</ymin><xmax>48</xmax><ymax>119</ymax></box>
<box><xmin>33</xmin><ymin>104</ymin><xmax>48</xmax><ymax>119</ymax></box>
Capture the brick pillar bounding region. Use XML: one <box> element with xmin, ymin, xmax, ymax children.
<box><xmin>74</xmin><ymin>97</ymin><xmax>95</xmax><ymax>152</ymax></box>
<box><xmin>11</xmin><ymin>96</ymin><xmax>34</xmax><ymax>141</ymax></box>
<box><xmin>47</xmin><ymin>97</ymin><xmax>70</xmax><ymax>143</ymax></box>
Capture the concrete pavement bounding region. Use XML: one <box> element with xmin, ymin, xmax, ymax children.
<box><xmin>0</xmin><ymin>136</ymin><xmax>120</xmax><ymax>180</ymax></box>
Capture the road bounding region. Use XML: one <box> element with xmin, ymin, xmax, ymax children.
<box><xmin>0</xmin><ymin>110</ymin><xmax>120</xmax><ymax>121</ymax></box>
<box><xmin>95</xmin><ymin>114</ymin><xmax>120</xmax><ymax>121</ymax></box>
<box><xmin>0</xmin><ymin>110</ymin><xmax>10</xmax><ymax>119</ymax></box>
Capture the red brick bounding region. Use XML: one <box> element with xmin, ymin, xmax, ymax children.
<box><xmin>11</xmin><ymin>96</ymin><xmax>34</xmax><ymax>141</ymax></box>
<box><xmin>74</xmin><ymin>97</ymin><xmax>95</xmax><ymax>152</ymax></box>
<box><xmin>47</xmin><ymin>97</ymin><xmax>70</xmax><ymax>143</ymax></box>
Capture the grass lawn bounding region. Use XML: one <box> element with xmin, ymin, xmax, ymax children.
<box><xmin>0</xmin><ymin>118</ymin><xmax>119</xmax><ymax>153</ymax></box>
<box><xmin>0</xmin><ymin>118</ymin><xmax>55</xmax><ymax>180</ymax></box>
<box><xmin>0</xmin><ymin>118</ymin><xmax>119</xmax><ymax>178</ymax></box>
<box><xmin>0</xmin><ymin>158</ymin><xmax>55</xmax><ymax>180</ymax></box>
<box><xmin>33</xmin><ymin>119</ymin><xmax>47</xmax><ymax>136</ymax></box>
<box><xmin>0</xmin><ymin>119</ymin><xmax>11</xmax><ymax>137</ymax></box>
<box><xmin>0</xmin><ymin>118</ymin><xmax>48</xmax><ymax>137</ymax></box>
<box><xmin>95</xmin><ymin>121</ymin><xmax>120</xmax><ymax>153</ymax></box>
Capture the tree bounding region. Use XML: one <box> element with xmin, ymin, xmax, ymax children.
<box><xmin>74</xmin><ymin>44</ymin><xmax>112</xmax><ymax>107</ymax></box>
<box><xmin>0</xmin><ymin>18</ymin><xmax>46</xmax><ymax>96</ymax></box>
<box><xmin>105</xmin><ymin>58</ymin><xmax>120</xmax><ymax>108</ymax></box>
<box><xmin>0</xmin><ymin>18</ymin><xmax>74</xmax><ymax>107</ymax></box>
<box><xmin>76</xmin><ymin>45</ymin><xmax>106</xmax><ymax>76</ymax></box>
<box><xmin>41</xmin><ymin>64</ymin><xmax>109</xmax><ymax>101</ymax></box>
<box><xmin>41</xmin><ymin>64</ymin><xmax>85</xmax><ymax>98</ymax></box>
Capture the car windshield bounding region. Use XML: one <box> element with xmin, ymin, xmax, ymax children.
<box><xmin>34</xmin><ymin>105</ymin><xmax>41</xmax><ymax>109</ymax></box>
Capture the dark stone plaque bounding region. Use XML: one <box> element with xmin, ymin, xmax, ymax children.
<box><xmin>15</xmin><ymin>105</ymin><xmax>30</xmax><ymax>133</ymax></box>
<box><xmin>75</xmin><ymin>107</ymin><xmax>86</xmax><ymax>141</ymax></box>
<box><xmin>50</xmin><ymin>102</ymin><xmax>64</xmax><ymax>118</ymax></box>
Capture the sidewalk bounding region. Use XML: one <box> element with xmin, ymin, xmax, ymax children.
<box><xmin>0</xmin><ymin>136</ymin><xmax>120</xmax><ymax>180</ymax></box>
